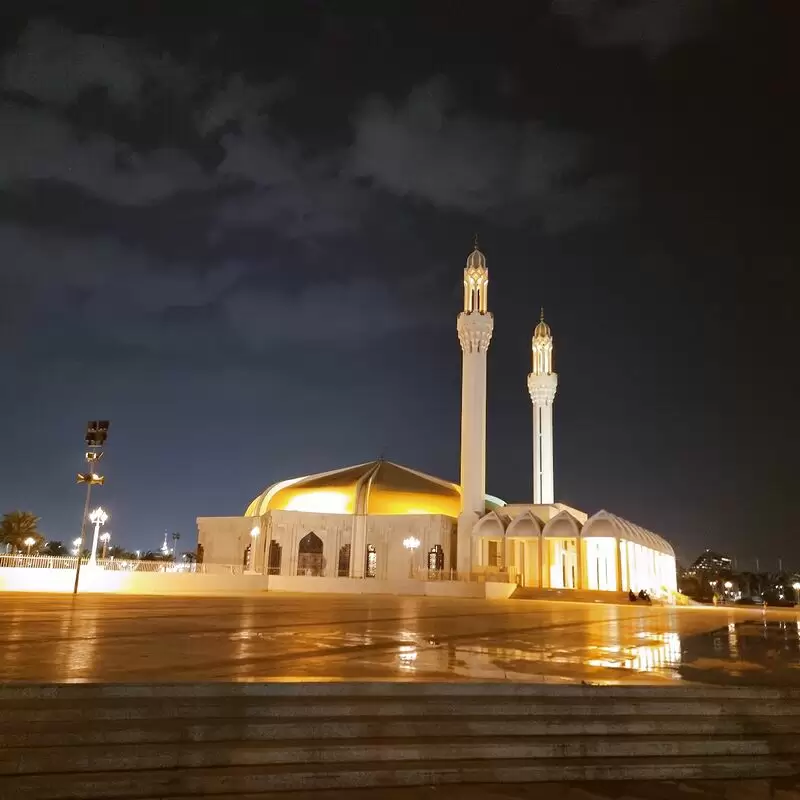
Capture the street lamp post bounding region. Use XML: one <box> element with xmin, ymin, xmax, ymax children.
<box><xmin>172</xmin><ymin>532</ymin><xmax>181</xmax><ymax>564</ymax></box>
<box><xmin>72</xmin><ymin>538</ymin><xmax>82</xmax><ymax>556</ymax></box>
<box><xmin>74</xmin><ymin>420</ymin><xmax>109</xmax><ymax>594</ymax></box>
<box><xmin>792</xmin><ymin>582</ymin><xmax>800</xmax><ymax>607</ymax></box>
<box><xmin>87</xmin><ymin>507</ymin><xmax>109</xmax><ymax>568</ymax></box>
<box><xmin>100</xmin><ymin>531</ymin><xmax>111</xmax><ymax>560</ymax></box>
<box><xmin>24</xmin><ymin>537</ymin><xmax>35</xmax><ymax>556</ymax></box>
<box><xmin>403</xmin><ymin>536</ymin><xmax>421</xmax><ymax>579</ymax></box>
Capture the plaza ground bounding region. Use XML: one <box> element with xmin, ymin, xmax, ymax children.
<box><xmin>2</xmin><ymin>592</ymin><xmax>800</xmax><ymax>685</ymax></box>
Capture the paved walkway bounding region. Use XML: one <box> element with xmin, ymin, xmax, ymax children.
<box><xmin>248</xmin><ymin>781</ymin><xmax>796</xmax><ymax>799</ymax></box>
<box><xmin>2</xmin><ymin>593</ymin><xmax>799</xmax><ymax>685</ymax></box>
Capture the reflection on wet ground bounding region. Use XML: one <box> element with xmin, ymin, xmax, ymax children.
<box><xmin>2</xmin><ymin>593</ymin><xmax>800</xmax><ymax>685</ymax></box>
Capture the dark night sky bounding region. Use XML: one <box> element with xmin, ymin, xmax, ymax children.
<box><xmin>0</xmin><ymin>1</ymin><xmax>797</xmax><ymax>566</ymax></box>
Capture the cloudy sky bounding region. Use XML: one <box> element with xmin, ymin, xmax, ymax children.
<box><xmin>0</xmin><ymin>1</ymin><xmax>796</xmax><ymax>565</ymax></box>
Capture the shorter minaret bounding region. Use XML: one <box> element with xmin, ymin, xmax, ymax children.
<box><xmin>527</xmin><ymin>309</ymin><xmax>557</xmax><ymax>504</ymax></box>
<box><xmin>456</xmin><ymin>238</ymin><xmax>494</xmax><ymax>577</ymax></box>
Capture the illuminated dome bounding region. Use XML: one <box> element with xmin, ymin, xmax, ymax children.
<box><xmin>245</xmin><ymin>460</ymin><xmax>505</xmax><ymax>518</ymax></box>
<box><xmin>533</xmin><ymin>308</ymin><xmax>551</xmax><ymax>340</ymax></box>
<box><xmin>466</xmin><ymin>245</ymin><xmax>486</xmax><ymax>271</ymax></box>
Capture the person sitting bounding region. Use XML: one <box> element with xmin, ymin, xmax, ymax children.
<box><xmin>628</xmin><ymin>590</ymin><xmax>637</xmax><ymax>602</ymax></box>
<box><xmin>638</xmin><ymin>589</ymin><xmax>651</xmax><ymax>604</ymax></box>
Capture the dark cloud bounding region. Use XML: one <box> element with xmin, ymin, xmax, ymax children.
<box><xmin>348</xmin><ymin>77</ymin><xmax>620</xmax><ymax>229</ymax></box>
<box><xmin>0</xmin><ymin>104</ymin><xmax>209</xmax><ymax>205</ymax></box>
<box><xmin>2</xmin><ymin>18</ymin><xmax>191</xmax><ymax>106</ymax></box>
<box><xmin>0</xmin><ymin>221</ymin><xmax>432</xmax><ymax>359</ymax></box>
<box><xmin>551</xmin><ymin>0</ymin><xmax>715</xmax><ymax>57</ymax></box>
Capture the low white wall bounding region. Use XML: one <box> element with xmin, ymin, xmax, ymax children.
<box><xmin>484</xmin><ymin>582</ymin><xmax>516</xmax><ymax>600</ymax></box>
<box><xmin>267</xmin><ymin>575</ymin><xmax>483</xmax><ymax>598</ymax></box>
<box><xmin>0</xmin><ymin>568</ymin><xmax>268</xmax><ymax>595</ymax></box>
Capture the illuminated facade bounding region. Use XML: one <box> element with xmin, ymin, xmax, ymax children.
<box><xmin>196</xmin><ymin>241</ymin><xmax>678</xmax><ymax>597</ymax></box>
<box><xmin>470</xmin><ymin>505</ymin><xmax>677</xmax><ymax>594</ymax></box>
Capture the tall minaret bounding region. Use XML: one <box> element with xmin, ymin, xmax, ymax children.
<box><xmin>456</xmin><ymin>239</ymin><xmax>494</xmax><ymax>577</ymax></box>
<box><xmin>528</xmin><ymin>309</ymin><xmax>557</xmax><ymax>504</ymax></box>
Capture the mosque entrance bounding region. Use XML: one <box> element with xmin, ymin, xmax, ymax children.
<box><xmin>428</xmin><ymin>544</ymin><xmax>444</xmax><ymax>574</ymax></box>
<box><xmin>366</xmin><ymin>544</ymin><xmax>377</xmax><ymax>578</ymax></box>
<box><xmin>297</xmin><ymin>532</ymin><xmax>324</xmax><ymax>576</ymax></box>
<box><xmin>267</xmin><ymin>541</ymin><xmax>282</xmax><ymax>575</ymax></box>
<box><xmin>337</xmin><ymin>544</ymin><xmax>351</xmax><ymax>577</ymax></box>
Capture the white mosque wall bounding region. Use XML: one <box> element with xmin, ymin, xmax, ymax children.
<box><xmin>261</xmin><ymin>510</ymin><xmax>456</xmax><ymax>581</ymax></box>
<box><xmin>197</xmin><ymin>516</ymin><xmax>255</xmax><ymax>568</ymax></box>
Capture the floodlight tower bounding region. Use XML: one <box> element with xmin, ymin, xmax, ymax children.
<box><xmin>73</xmin><ymin>420</ymin><xmax>110</xmax><ymax>594</ymax></box>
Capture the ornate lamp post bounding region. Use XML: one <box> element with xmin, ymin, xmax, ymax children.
<box><xmin>100</xmin><ymin>531</ymin><xmax>111</xmax><ymax>560</ymax></box>
<box><xmin>74</xmin><ymin>420</ymin><xmax>109</xmax><ymax>593</ymax></box>
<box><xmin>87</xmin><ymin>507</ymin><xmax>108</xmax><ymax>567</ymax></box>
<box><xmin>403</xmin><ymin>536</ymin><xmax>421</xmax><ymax>579</ymax></box>
<box><xmin>23</xmin><ymin>537</ymin><xmax>36</xmax><ymax>556</ymax></box>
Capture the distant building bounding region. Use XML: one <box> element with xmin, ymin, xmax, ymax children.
<box><xmin>691</xmin><ymin>549</ymin><xmax>732</xmax><ymax>574</ymax></box>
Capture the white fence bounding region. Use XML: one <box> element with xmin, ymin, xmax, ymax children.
<box><xmin>0</xmin><ymin>555</ymin><xmax>245</xmax><ymax>575</ymax></box>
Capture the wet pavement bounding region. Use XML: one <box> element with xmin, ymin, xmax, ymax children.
<box><xmin>2</xmin><ymin>593</ymin><xmax>800</xmax><ymax>685</ymax></box>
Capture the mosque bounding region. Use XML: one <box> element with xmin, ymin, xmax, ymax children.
<box><xmin>197</xmin><ymin>244</ymin><xmax>678</xmax><ymax>597</ymax></box>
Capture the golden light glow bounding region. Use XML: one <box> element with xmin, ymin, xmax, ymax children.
<box><xmin>283</xmin><ymin>491</ymin><xmax>353</xmax><ymax>514</ymax></box>
<box><xmin>463</xmin><ymin>247</ymin><xmax>489</xmax><ymax>313</ymax></box>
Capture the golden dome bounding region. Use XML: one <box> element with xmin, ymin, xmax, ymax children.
<box><xmin>245</xmin><ymin>460</ymin><xmax>504</xmax><ymax>518</ymax></box>
<box><xmin>533</xmin><ymin>308</ymin><xmax>551</xmax><ymax>339</ymax></box>
<box><xmin>466</xmin><ymin>245</ymin><xmax>486</xmax><ymax>271</ymax></box>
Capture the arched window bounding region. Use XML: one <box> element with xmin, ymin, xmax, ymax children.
<box><xmin>366</xmin><ymin>544</ymin><xmax>377</xmax><ymax>578</ymax></box>
<box><xmin>338</xmin><ymin>544</ymin><xmax>351</xmax><ymax>577</ymax></box>
<box><xmin>268</xmin><ymin>541</ymin><xmax>282</xmax><ymax>575</ymax></box>
<box><xmin>428</xmin><ymin>544</ymin><xmax>444</xmax><ymax>572</ymax></box>
<box><xmin>297</xmin><ymin>532</ymin><xmax>324</xmax><ymax>576</ymax></box>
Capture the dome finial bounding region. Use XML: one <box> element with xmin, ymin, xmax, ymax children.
<box><xmin>533</xmin><ymin>308</ymin><xmax>551</xmax><ymax>340</ymax></box>
<box><xmin>473</xmin><ymin>233</ymin><xmax>479</xmax><ymax>251</ymax></box>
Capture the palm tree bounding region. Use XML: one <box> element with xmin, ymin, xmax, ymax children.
<box><xmin>0</xmin><ymin>511</ymin><xmax>43</xmax><ymax>553</ymax></box>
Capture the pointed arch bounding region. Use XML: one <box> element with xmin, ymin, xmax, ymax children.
<box><xmin>542</xmin><ymin>509</ymin><xmax>582</xmax><ymax>539</ymax></box>
<box><xmin>471</xmin><ymin>510</ymin><xmax>509</xmax><ymax>539</ymax></box>
<box><xmin>507</xmin><ymin>510</ymin><xmax>543</xmax><ymax>539</ymax></box>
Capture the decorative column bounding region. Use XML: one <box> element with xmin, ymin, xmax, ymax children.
<box><xmin>527</xmin><ymin>309</ymin><xmax>558</xmax><ymax>504</ymax></box>
<box><xmin>456</xmin><ymin>241</ymin><xmax>494</xmax><ymax>578</ymax></box>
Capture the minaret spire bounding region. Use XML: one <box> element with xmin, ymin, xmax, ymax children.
<box><xmin>456</xmin><ymin>239</ymin><xmax>494</xmax><ymax>578</ymax></box>
<box><xmin>528</xmin><ymin>309</ymin><xmax>558</xmax><ymax>504</ymax></box>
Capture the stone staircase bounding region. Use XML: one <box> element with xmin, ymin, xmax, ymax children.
<box><xmin>1</xmin><ymin>683</ymin><xmax>799</xmax><ymax>798</ymax></box>
<box><xmin>510</xmin><ymin>586</ymin><xmax>632</xmax><ymax>603</ymax></box>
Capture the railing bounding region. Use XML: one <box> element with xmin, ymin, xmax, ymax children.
<box><xmin>0</xmin><ymin>555</ymin><xmax>245</xmax><ymax>575</ymax></box>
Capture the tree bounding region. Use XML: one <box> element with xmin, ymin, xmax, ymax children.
<box><xmin>42</xmin><ymin>540</ymin><xmax>67</xmax><ymax>556</ymax></box>
<box><xmin>0</xmin><ymin>511</ymin><xmax>43</xmax><ymax>553</ymax></box>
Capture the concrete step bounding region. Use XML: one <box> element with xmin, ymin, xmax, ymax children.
<box><xmin>5</xmin><ymin>696</ymin><xmax>800</xmax><ymax>723</ymax></box>
<box><xmin>511</xmin><ymin>587</ymin><xmax>631</xmax><ymax>604</ymax></box>
<box><xmin>5</xmin><ymin>756</ymin><xmax>798</xmax><ymax>799</ymax></box>
<box><xmin>4</xmin><ymin>713</ymin><xmax>800</xmax><ymax>747</ymax></box>
<box><xmin>3</xmin><ymin>682</ymin><xmax>795</xmax><ymax>700</ymax></box>
<box><xmin>4</xmin><ymin>735</ymin><xmax>800</xmax><ymax>776</ymax></box>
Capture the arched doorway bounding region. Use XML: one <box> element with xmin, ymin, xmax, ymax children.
<box><xmin>428</xmin><ymin>544</ymin><xmax>444</xmax><ymax>573</ymax></box>
<box><xmin>365</xmin><ymin>544</ymin><xmax>377</xmax><ymax>578</ymax></box>
<box><xmin>267</xmin><ymin>541</ymin><xmax>282</xmax><ymax>575</ymax></box>
<box><xmin>297</xmin><ymin>532</ymin><xmax>324</xmax><ymax>576</ymax></box>
<box><xmin>337</xmin><ymin>544</ymin><xmax>351</xmax><ymax>577</ymax></box>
